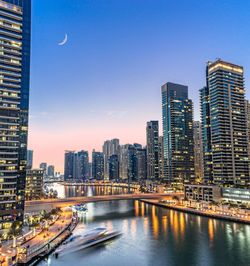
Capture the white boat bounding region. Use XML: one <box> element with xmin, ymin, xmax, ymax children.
<box><xmin>71</xmin><ymin>204</ymin><xmax>88</xmax><ymax>213</ymax></box>
<box><xmin>55</xmin><ymin>228</ymin><xmax>121</xmax><ymax>257</ymax></box>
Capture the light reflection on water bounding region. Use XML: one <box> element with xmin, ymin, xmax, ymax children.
<box><xmin>47</xmin><ymin>183</ymin><xmax>133</xmax><ymax>198</ymax></box>
<box><xmin>39</xmin><ymin>199</ymin><xmax>250</xmax><ymax>266</ymax></box>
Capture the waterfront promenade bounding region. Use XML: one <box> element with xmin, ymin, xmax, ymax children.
<box><xmin>141</xmin><ymin>199</ymin><xmax>250</xmax><ymax>224</ymax></box>
<box><xmin>0</xmin><ymin>209</ymin><xmax>77</xmax><ymax>265</ymax></box>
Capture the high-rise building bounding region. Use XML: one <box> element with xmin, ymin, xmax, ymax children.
<box><xmin>119</xmin><ymin>144</ymin><xmax>146</xmax><ymax>181</ymax></box>
<box><xmin>201</xmin><ymin>60</ymin><xmax>249</xmax><ymax>186</ymax></box>
<box><xmin>108</xmin><ymin>154</ymin><xmax>119</xmax><ymax>180</ymax></box>
<box><xmin>0</xmin><ymin>0</ymin><xmax>31</xmax><ymax>229</ymax></box>
<box><xmin>92</xmin><ymin>150</ymin><xmax>104</xmax><ymax>180</ymax></box>
<box><xmin>27</xmin><ymin>149</ymin><xmax>33</xmax><ymax>169</ymax></box>
<box><xmin>64</xmin><ymin>150</ymin><xmax>89</xmax><ymax>181</ymax></box>
<box><xmin>64</xmin><ymin>151</ymin><xmax>75</xmax><ymax>181</ymax></box>
<box><xmin>245</xmin><ymin>100</ymin><xmax>250</xmax><ymax>178</ymax></box>
<box><xmin>77</xmin><ymin>150</ymin><xmax>89</xmax><ymax>180</ymax></box>
<box><xmin>200</xmin><ymin>86</ymin><xmax>213</xmax><ymax>183</ymax></box>
<box><xmin>161</xmin><ymin>82</ymin><xmax>194</xmax><ymax>185</ymax></box>
<box><xmin>39</xmin><ymin>162</ymin><xmax>47</xmax><ymax>175</ymax></box>
<box><xmin>135</xmin><ymin>146</ymin><xmax>147</xmax><ymax>180</ymax></box>
<box><xmin>146</xmin><ymin>121</ymin><xmax>159</xmax><ymax>179</ymax></box>
<box><xmin>193</xmin><ymin>121</ymin><xmax>203</xmax><ymax>181</ymax></box>
<box><xmin>25</xmin><ymin>169</ymin><xmax>44</xmax><ymax>200</ymax></box>
<box><xmin>158</xmin><ymin>136</ymin><xmax>164</xmax><ymax>179</ymax></box>
<box><xmin>103</xmin><ymin>139</ymin><xmax>119</xmax><ymax>180</ymax></box>
<box><xmin>47</xmin><ymin>165</ymin><xmax>55</xmax><ymax>177</ymax></box>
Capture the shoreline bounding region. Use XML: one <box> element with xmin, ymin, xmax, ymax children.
<box><xmin>140</xmin><ymin>199</ymin><xmax>250</xmax><ymax>225</ymax></box>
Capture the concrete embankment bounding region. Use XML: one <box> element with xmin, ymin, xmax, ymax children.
<box><xmin>140</xmin><ymin>199</ymin><xmax>250</xmax><ymax>225</ymax></box>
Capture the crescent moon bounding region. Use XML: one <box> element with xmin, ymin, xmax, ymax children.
<box><xmin>58</xmin><ymin>34</ymin><xmax>68</xmax><ymax>46</ymax></box>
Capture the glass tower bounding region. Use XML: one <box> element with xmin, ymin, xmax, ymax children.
<box><xmin>146</xmin><ymin>121</ymin><xmax>159</xmax><ymax>179</ymax></box>
<box><xmin>0</xmin><ymin>0</ymin><xmax>31</xmax><ymax>230</ymax></box>
<box><xmin>161</xmin><ymin>82</ymin><xmax>194</xmax><ymax>185</ymax></box>
<box><xmin>201</xmin><ymin>60</ymin><xmax>249</xmax><ymax>186</ymax></box>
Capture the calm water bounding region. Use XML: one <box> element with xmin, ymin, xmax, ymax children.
<box><xmin>39</xmin><ymin>193</ymin><xmax>250</xmax><ymax>266</ymax></box>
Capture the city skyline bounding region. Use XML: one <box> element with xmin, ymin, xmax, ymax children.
<box><xmin>28</xmin><ymin>0</ymin><xmax>250</xmax><ymax>170</ymax></box>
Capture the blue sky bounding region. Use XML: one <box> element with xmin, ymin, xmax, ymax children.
<box><xmin>29</xmin><ymin>0</ymin><xmax>250</xmax><ymax>170</ymax></box>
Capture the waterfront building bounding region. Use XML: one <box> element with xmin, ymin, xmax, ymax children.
<box><xmin>119</xmin><ymin>144</ymin><xmax>146</xmax><ymax>181</ymax></box>
<box><xmin>25</xmin><ymin>169</ymin><xmax>44</xmax><ymax>200</ymax></box>
<box><xmin>184</xmin><ymin>184</ymin><xmax>222</xmax><ymax>202</ymax></box>
<box><xmin>200</xmin><ymin>86</ymin><xmax>213</xmax><ymax>183</ymax></box>
<box><xmin>119</xmin><ymin>144</ymin><xmax>136</xmax><ymax>181</ymax></box>
<box><xmin>135</xmin><ymin>146</ymin><xmax>147</xmax><ymax>180</ymax></box>
<box><xmin>222</xmin><ymin>187</ymin><xmax>250</xmax><ymax>204</ymax></box>
<box><xmin>146</xmin><ymin>121</ymin><xmax>159</xmax><ymax>179</ymax></box>
<box><xmin>0</xmin><ymin>0</ymin><xmax>31</xmax><ymax>230</ymax></box>
<box><xmin>201</xmin><ymin>60</ymin><xmax>249</xmax><ymax>186</ymax></box>
<box><xmin>77</xmin><ymin>150</ymin><xmax>89</xmax><ymax>180</ymax></box>
<box><xmin>64</xmin><ymin>151</ymin><xmax>75</xmax><ymax>181</ymax></box>
<box><xmin>64</xmin><ymin>150</ymin><xmax>89</xmax><ymax>181</ymax></box>
<box><xmin>47</xmin><ymin>165</ymin><xmax>55</xmax><ymax>178</ymax></box>
<box><xmin>92</xmin><ymin>150</ymin><xmax>104</xmax><ymax>180</ymax></box>
<box><xmin>161</xmin><ymin>82</ymin><xmax>195</xmax><ymax>185</ymax></box>
<box><xmin>158</xmin><ymin>136</ymin><xmax>164</xmax><ymax>179</ymax></box>
<box><xmin>39</xmin><ymin>162</ymin><xmax>47</xmax><ymax>174</ymax></box>
<box><xmin>27</xmin><ymin>149</ymin><xmax>33</xmax><ymax>169</ymax></box>
<box><xmin>193</xmin><ymin>121</ymin><xmax>203</xmax><ymax>182</ymax></box>
<box><xmin>108</xmin><ymin>154</ymin><xmax>119</xmax><ymax>180</ymax></box>
<box><xmin>103</xmin><ymin>138</ymin><xmax>120</xmax><ymax>180</ymax></box>
<box><xmin>245</xmin><ymin>100</ymin><xmax>250</xmax><ymax>178</ymax></box>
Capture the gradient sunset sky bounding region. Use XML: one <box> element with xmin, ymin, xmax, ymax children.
<box><xmin>29</xmin><ymin>0</ymin><xmax>250</xmax><ymax>171</ymax></box>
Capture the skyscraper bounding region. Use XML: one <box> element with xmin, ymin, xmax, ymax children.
<box><xmin>161</xmin><ymin>82</ymin><xmax>194</xmax><ymax>185</ymax></box>
<box><xmin>158</xmin><ymin>136</ymin><xmax>164</xmax><ymax>179</ymax></box>
<box><xmin>77</xmin><ymin>150</ymin><xmax>89</xmax><ymax>180</ymax></box>
<box><xmin>92</xmin><ymin>150</ymin><xmax>104</xmax><ymax>180</ymax></box>
<box><xmin>193</xmin><ymin>121</ymin><xmax>203</xmax><ymax>182</ymax></box>
<box><xmin>201</xmin><ymin>59</ymin><xmax>249</xmax><ymax>186</ymax></box>
<box><xmin>0</xmin><ymin>0</ymin><xmax>31</xmax><ymax>229</ymax></box>
<box><xmin>39</xmin><ymin>162</ymin><xmax>47</xmax><ymax>175</ymax></box>
<box><xmin>103</xmin><ymin>138</ymin><xmax>119</xmax><ymax>180</ymax></box>
<box><xmin>135</xmin><ymin>146</ymin><xmax>147</xmax><ymax>180</ymax></box>
<box><xmin>64</xmin><ymin>150</ymin><xmax>89</xmax><ymax>181</ymax></box>
<box><xmin>27</xmin><ymin>149</ymin><xmax>33</xmax><ymax>169</ymax></box>
<box><xmin>64</xmin><ymin>151</ymin><xmax>75</xmax><ymax>181</ymax></box>
<box><xmin>47</xmin><ymin>165</ymin><xmax>55</xmax><ymax>177</ymax></box>
<box><xmin>108</xmin><ymin>154</ymin><xmax>119</xmax><ymax>180</ymax></box>
<box><xmin>200</xmin><ymin>86</ymin><xmax>213</xmax><ymax>183</ymax></box>
<box><xmin>245</xmin><ymin>100</ymin><xmax>250</xmax><ymax>178</ymax></box>
<box><xmin>146</xmin><ymin>121</ymin><xmax>159</xmax><ymax>179</ymax></box>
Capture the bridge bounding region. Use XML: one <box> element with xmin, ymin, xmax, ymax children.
<box><xmin>25</xmin><ymin>193</ymin><xmax>183</xmax><ymax>213</ymax></box>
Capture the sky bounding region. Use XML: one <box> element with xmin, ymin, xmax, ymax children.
<box><xmin>29</xmin><ymin>0</ymin><xmax>250</xmax><ymax>171</ymax></box>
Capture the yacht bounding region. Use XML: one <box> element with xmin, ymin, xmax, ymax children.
<box><xmin>55</xmin><ymin>228</ymin><xmax>121</xmax><ymax>257</ymax></box>
<box><xmin>71</xmin><ymin>204</ymin><xmax>88</xmax><ymax>213</ymax></box>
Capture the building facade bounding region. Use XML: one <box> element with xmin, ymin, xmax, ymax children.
<box><xmin>25</xmin><ymin>169</ymin><xmax>44</xmax><ymax>200</ymax></box>
<box><xmin>193</xmin><ymin>121</ymin><xmax>203</xmax><ymax>182</ymax></box>
<box><xmin>161</xmin><ymin>82</ymin><xmax>194</xmax><ymax>185</ymax></box>
<box><xmin>158</xmin><ymin>136</ymin><xmax>164</xmax><ymax>179</ymax></box>
<box><xmin>201</xmin><ymin>60</ymin><xmax>249</xmax><ymax>186</ymax></box>
<box><xmin>146</xmin><ymin>121</ymin><xmax>159</xmax><ymax>179</ymax></box>
<box><xmin>47</xmin><ymin>165</ymin><xmax>55</xmax><ymax>178</ymax></box>
<box><xmin>0</xmin><ymin>0</ymin><xmax>31</xmax><ymax>229</ymax></box>
<box><xmin>92</xmin><ymin>150</ymin><xmax>104</xmax><ymax>180</ymax></box>
<box><xmin>103</xmin><ymin>139</ymin><xmax>120</xmax><ymax>180</ymax></box>
<box><xmin>64</xmin><ymin>150</ymin><xmax>89</xmax><ymax>181</ymax></box>
<box><xmin>26</xmin><ymin>149</ymin><xmax>33</xmax><ymax>169</ymax></box>
<box><xmin>108</xmin><ymin>154</ymin><xmax>119</xmax><ymax>180</ymax></box>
